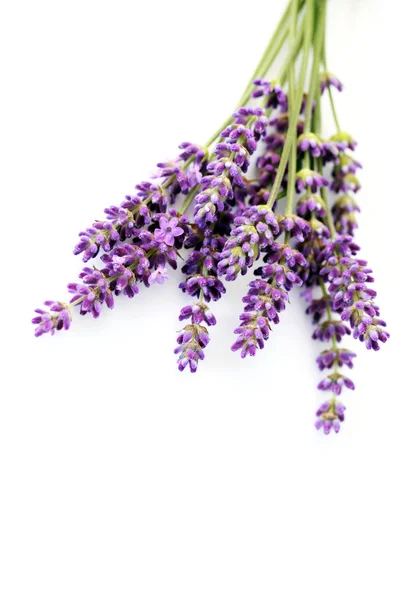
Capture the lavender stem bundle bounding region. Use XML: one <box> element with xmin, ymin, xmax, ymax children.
<box><xmin>32</xmin><ymin>0</ymin><xmax>389</xmax><ymax>434</ymax></box>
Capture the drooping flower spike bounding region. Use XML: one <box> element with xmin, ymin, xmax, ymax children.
<box><xmin>33</xmin><ymin>0</ymin><xmax>389</xmax><ymax>434</ymax></box>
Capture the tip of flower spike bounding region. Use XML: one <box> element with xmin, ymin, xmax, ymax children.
<box><xmin>315</xmin><ymin>400</ymin><xmax>346</xmax><ymax>435</ymax></box>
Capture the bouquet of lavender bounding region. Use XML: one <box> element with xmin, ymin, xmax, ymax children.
<box><xmin>32</xmin><ymin>0</ymin><xmax>389</xmax><ymax>434</ymax></box>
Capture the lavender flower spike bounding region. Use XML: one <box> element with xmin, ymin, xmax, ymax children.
<box><xmin>217</xmin><ymin>205</ymin><xmax>279</xmax><ymax>281</ymax></box>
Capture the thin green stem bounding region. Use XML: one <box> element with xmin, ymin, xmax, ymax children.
<box><xmin>267</xmin><ymin>0</ymin><xmax>315</xmax><ymax>210</ymax></box>
<box><xmin>304</xmin><ymin>0</ymin><xmax>326</xmax><ymax>134</ymax></box>
<box><xmin>276</xmin><ymin>12</ymin><xmax>306</xmax><ymax>83</ymax></box>
<box><xmin>285</xmin><ymin>0</ymin><xmax>299</xmax><ymax>218</ymax></box>
<box><xmin>323</xmin><ymin>46</ymin><xmax>341</xmax><ymax>131</ymax></box>
<box><xmin>180</xmin><ymin>184</ymin><xmax>200</xmax><ymax>214</ymax></box>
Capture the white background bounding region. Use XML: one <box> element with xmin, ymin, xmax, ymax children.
<box><xmin>1</xmin><ymin>1</ymin><xmax>399</xmax><ymax>598</ymax></box>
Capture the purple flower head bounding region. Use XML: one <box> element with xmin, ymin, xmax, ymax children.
<box><xmin>315</xmin><ymin>400</ymin><xmax>346</xmax><ymax>434</ymax></box>
<box><xmin>331</xmin><ymin>173</ymin><xmax>361</xmax><ymax>194</ymax></box>
<box><xmin>182</xmin><ymin>237</ymin><xmax>225</xmax><ymax>277</ymax></box>
<box><xmin>321</xmin><ymin>141</ymin><xmax>340</xmax><ymax>163</ymax></box>
<box><xmin>32</xmin><ymin>301</ymin><xmax>71</xmax><ymax>337</ymax></box>
<box><xmin>252</xmin><ymin>79</ymin><xmax>288</xmax><ymax>111</ymax></box>
<box><xmin>67</xmin><ymin>267</ymin><xmax>114</xmax><ymax>318</ymax></box>
<box><xmin>138</xmin><ymin>230</ymin><xmax>179</xmax><ymax>270</ymax></box>
<box><xmin>257</xmin><ymin>151</ymin><xmax>281</xmax><ymax>187</ymax></box>
<box><xmin>296</xmin><ymin>169</ymin><xmax>329</xmax><ymax>193</ymax></box>
<box><xmin>330</xmin><ymin>132</ymin><xmax>357</xmax><ymax>152</ymax></box>
<box><xmin>312</xmin><ymin>319</ymin><xmax>351</xmax><ymax>342</ymax></box>
<box><xmin>148</xmin><ymin>265</ymin><xmax>169</xmax><ymax>285</ymax></box>
<box><xmin>297</xmin><ymin>133</ymin><xmax>323</xmax><ymax>158</ymax></box>
<box><xmin>100</xmin><ymin>244</ymin><xmax>150</xmax><ymax>298</ymax></box>
<box><xmin>320</xmin><ymin>72</ymin><xmax>343</xmax><ymax>94</ymax></box>
<box><xmin>296</xmin><ymin>194</ymin><xmax>327</xmax><ymax>219</ymax></box>
<box><xmin>316</xmin><ymin>348</ymin><xmax>356</xmax><ymax>370</ymax></box>
<box><xmin>215</xmin><ymin>142</ymin><xmax>252</xmax><ymax>172</ymax></box>
<box><xmin>269</xmin><ymin>113</ymin><xmax>304</xmax><ymax>135</ymax></box>
<box><xmin>178</xmin><ymin>302</ymin><xmax>217</xmax><ymax>326</ymax></box>
<box><xmin>231</xmin><ymin>312</ymin><xmax>271</xmax><ymax>358</ymax></box>
<box><xmin>332</xmin><ymin>195</ymin><xmax>360</xmax><ymax>235</ymax></box>
<box><xmin>217</xmin><ymin>205</ymin><xmax>279</xmax><ymax>281</ymax></box>
<box><xmin>263</xmin><ymin>242</ymin><xmax>307</xmax><ymax>270</ymax></box>
<box><xmin>352</xmin><ymin>317</ymin><xmax>390</xmax><ymax>351</ymax></box>
<box><xmin>264</xmin><ymin>132</ymin><xmax>286</xmax><ymax>151</ymax></box>
<box><xmin>277</xmin><ymin>214</ymin><xmax>311</xmax><ymax>242</ymax></box>
<box><xmin>179</xmin><ymin>274</ymin><xmax>226</xmax><ymax>303</ymax></box>
<box><xmin>318</xmin><ymin>373</ymin><xmax>355</xmax><ymax>396</ymax></box>
<box><xmin>174</xmin><ymin>324</ymin><xmax>210</xmax><ymax>373</ymax></box>
<box><xmin>306</xmin><ymin>296</ymin><xmax>330</xmax><ymax>324</ymax></box>
<box><xmin>222</xmin><ymin>106</ymin><xmax>268</xmax><ymax>142</ymax></box>
<box><xmin>154</xmin><ymin>143</ymin><xmax>206</xmax><ymax>203</ymax></box>
<box><xmin>253</xmin><ymin>263</ymin><xmax>303</xmax><ymax>291</ymax></box>
<box><xmin>73</xmin><ymin>221</ymin><xmax>120</xmax><ymax>262</ymax></box>
<box><xmin>154</xmin><ymin>215</ymin><xmax>184</xmax><ymax>246</ymax></box>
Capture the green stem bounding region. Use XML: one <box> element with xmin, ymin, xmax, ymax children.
<box><xmin>267</xmin><ymin>0</ymin><xmax>315</xmax><ymax>210</ymax></box>
<box><xmin>323</xmin><ymin>45</ymin><xmax>341</xmax><ymax>131</ymax></box>
<box><xmin>285</xmin><ymin>0</ymin><xmax>299</xmax><ymax>219</ymax></box>
<box><xmin>304</xmin><ymin>2</ymin><xmax>325</xmax><ymax>134</ymax></box>
<box><xmin>180</xmin><ymin>184</ymin><xmax>200</xmax><ymax>214</ymax></box>
<box><xmin>313</xmin><ymin>1</ymin><xmax>336</xmax><ymax>239</ymax></box>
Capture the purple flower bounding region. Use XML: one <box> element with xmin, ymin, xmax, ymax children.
<box><xmin>315</xmin><ymin>400</ymin><xmax>346</xmax><ymax>434</ymax></box>
<box><xmin>148</xmin><ymin>266</ymin><xmax>169</xmax><ymax>285</ymax></box>
<box><xmin>316</xmin><ymin>348</ymin><xmax>356</xmax><ymax>370</ymax></box>
<box><xmin>257</xmin><ymin>151</ymin><xmax>281</xmax><ymax>187</ymax></box>
<box><xmin>67</xmin><ymin>267</ymin><xmax>114</xmax><ymax>318</ymax></box>
<box><xmin>252</xmin><ymin>79</ymin><xmax>288</xmax><ymax>111</ymax></box>
<box><xmin>217</xmin><ymin>205</ymin><xmax>279</xmax><ymax>281</ymax></box>
<box><xmin>231</xmin><ymin>313</ymin><xmax>271</xmax><ymax>358</ymax></box>
<box><xmin>178</xmin><ymin>302</ymin><xmax>216</xmax><ymax>326</ymax></box>
<box><xmin>101</xmin><ymin>244</ymin><xmax>149</xmax><ymax>297</ymax></box>
<box><xmin>174</xmin><ymin>324</ymin><xmax>210</xmax><ymax>373</ymax></box>
<box><xmin>277</xmin><ymin>214</ymin><xmax>311</xmax><ymax>242</ymax></box>
<box><xmin>154</xmin><ymin>216</ymin><xmax>184</xmax><ymax>246</ymax></box>
<box><xmin>312</xmin><ymin>319</ymin><xmax>351</xmax><ymax>342</ymax></box>
<box><xmin>296</xmin><ymin>169</ymin><xmax>329</xmax><ymax>193</ymax></box>
<box><xmin>32</xmin><ymin>301</ymin><xmax>71</xmax><ymax>337</ymax></box>
<box><xmin>318</xmin><ymin>373</ymin><xmax>355</xmax><ymax>395</ymax></box>
<box><xmin>332</xmin><ymin>195</ymin><xmax>360</xmax><ymax>235</ymax></box>
<box><xmin>320</xmin><ymin>72</ymin><xmax>343</xmax><ymax>94</ymax></box>
<box><xmin>297</xmin><ymin>133</ymin><xmax>323</xmax><ymax>157</ymax></box>
<box><xmin>179</xmin><ymin>275</ymin><xmax>225</xmax><ymax>303</ymax></box>
<box><xmin>73</xmin><ymin>221</ymin><xmax>119</xmax><ymax>262</ymax></box>
<box><xmin>253</xmin><ymin>263</ymin><xmax>302</xmax><ymax>291</ymax></box>
<box><xmin>296</xmin><ymin>194</ymin><xmax>327</xmax><ymax>219</ymax></box>
<box><xmin>156</xmin><ymin>142</ymin><xmax>206</xmax><ymax>201</ymax></box>
<box><xmin>330</xmin><ymin>132</ymin><xmax>357</xmax><ymax>152</ymax></box>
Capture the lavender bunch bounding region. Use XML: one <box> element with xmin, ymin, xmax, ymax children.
<box><xmin>33</xmin><ymin>0</ymin><xmax>389</xmax><ymax>434</ymax></box>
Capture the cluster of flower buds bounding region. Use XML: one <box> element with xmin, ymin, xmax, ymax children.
<box><xmin>33</xmin><ymin>0</ymin><xmax>389</xmax><ymax>434</ymax></box>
